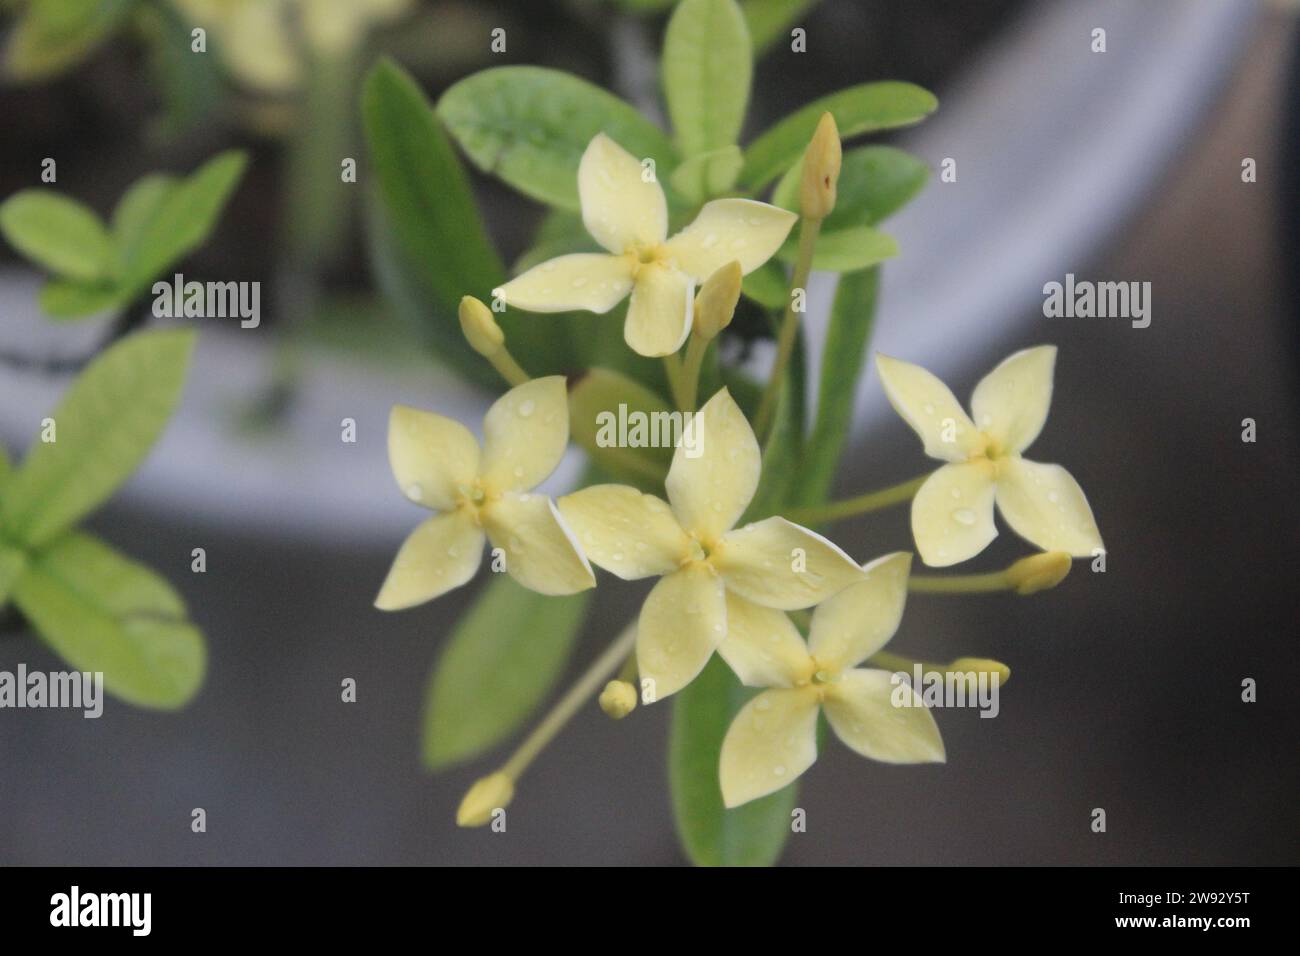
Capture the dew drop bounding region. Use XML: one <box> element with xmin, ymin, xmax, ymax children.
<box><xmin>518</xmin><ymin>399</ymin><xmax>536</xmax><ymax>417</ymax></box>
<box><xmin>952</xmin><ymin>508</ymin><xmax>977</xmax><ymax>527</ymax></box>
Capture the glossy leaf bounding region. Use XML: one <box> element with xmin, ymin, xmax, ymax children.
<box><xmin>771</xmin><ymin>145</ymin><xmax>929</xmax><ymax>229</ymax></box>
<box><xmin>662</xmin><ymin>0</ymin><xmax>752</xmax><ymax>158</ymax></box>
<box><xmin>777</xmin><ymin>224</ymin><xmax>897</xmax><ymax>273</ymax></box>
<box><xmin>0</xmin><ymin>189</ymin><xmax>112</xmax><ymax>281</ymax></box>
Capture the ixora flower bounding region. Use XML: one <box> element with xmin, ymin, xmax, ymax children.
<box><xmin>495</xmin><ymin>133</ymin><xmax>797</xmax><ymax>358</ymax></box>
<box><xmin>374</xmin><ymin>377</ymin><xmax>595</xmax><ymax>610</ymax></box>
<box><xmin>876</xmin><ymin>346</ymin><xmax>1104</xmax><ymax>567</ymax></box>
<box><xmin>558</xmin><ymin>389</ymin><xmax>865</xmax><ymax>700</ymax></box>
<box><xmin>718</xmin><ymin>552</ymin><xmax>944</xmax><ymax>808</ymax></box>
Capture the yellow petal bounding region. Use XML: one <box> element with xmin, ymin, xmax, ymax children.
<box><xmin>624</xmin><ymin>262</ymin><xmax>694</xmax><ymax>357</ymax></box>
<box><xmin>719</xmin><ymin>687</ymin><xmax>820</xmax><ymax>808</ymax></box>
<box><xmin>665</xmin><ymin>387</ymin><xmax>759</xmax><ymax>541</ymax></box>
<box><xmin>970</xmin><ymin>345</ymin><xmax>1056</xmax><ymax>454</ymax></box>
<box><xmin>713</xmin><ymin>517</ymin><xmax>865</xmax><ymax>610</ymax></box>
<box><xmin>374</xmin><ymin>509</ymin><xmax>484</xmax><ymax>610</ymax></box>
<box><xmin>388</xmin><ymin>405</ymin><xmax>480</xmax><ymax>510</ymax></box>
<box><xmin>578</xmin><ymin>133</ymin><xmax>668</xmax><ymax>254</ymax></box>
<box><xmin>557</xmin><ymin>485</ymin><xmax>692</xmax><ymax>580</ymax></box>
<box><xmin>637</xmin><ymin>564</ymin><xmax>726</xmax><ymax>702</ymax></box>
<box><xmin>495</xmin><ymin>253</ymin><xmax>634</xmax><ymax>313</ymax></box>
<box><xmin>995</xmin><ymin>456</ymin><xmax>1103</xmax><ymax>556</ymax></box>
<box><xmin>823</xmin><ymin>668</ymin><xmax>945</xmax><ymax>764</ymax></box>
<box><xmin>482</xmin><ymin>492</ymin><xmax>595</xmax><ymax>595</ymax></box>
<box><xmin>480</xmin><ymin>377</ymin><xmax>569</xmax><ymax>493</ymax></box>
<box><xmin>717</xmin><ymin>593</ymin><xmax>813</xmax><ymax>688</ymax></box>
<box><xmin>875</xmin><ymin>353</ymin><xmax>980</xmax><ymax>462</ymax></box>
<box><xmin>911</xmin><ymin>461</ymin><xmax>998</xmax><ymax>567</ymax></box>
<box><xmin>807</xmin><ymin>552</ymin><xmax>912</xmax><ymax>673</ymax></box>
<box><xmin>664</xmin><ymin>199</ymin><xmax>797</xmax><ymax>280</ymax></box>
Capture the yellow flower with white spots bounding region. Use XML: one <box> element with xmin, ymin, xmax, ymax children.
<box><xmin>375</xmin><ymin>377</ymin><xmax>595</xmax><ymax>610</ymax></box>
<box><xmin>717</xmin><ymin>552</ymin><xmax>944</xmax><ymax>808</ymax></box>
<box><xmin>876</xmin><ymin>346</ymin><xmax>1104</xmax><ymax>567</ymax></box>
<box><xmin>558</xmin><ymin>388</ymin><xmax>866</xmax><ymax>701</ymax></box>
<box><xmin>495</xmin><ymin>134</ymin><xmax>797</xmax><ymax>358</ymax></box>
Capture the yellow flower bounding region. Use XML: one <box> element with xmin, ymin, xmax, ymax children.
<box><xmin>496</xmin><ymin>134</ymin><xmax>797</xmax><ymax>358</ymax></box>
<box><xmin>375</xmin><ymin>377</ymin><xmax>595</xmax><ymax>610</ymax></box>
<box><xmin>558</xmin><ymin>389</ymin><xmax>865</xmax><ymax>700</ymax></box>
<box><xmin>875</xmin><ymin>346</ymin><xmax>1104</xmax><ymax>567</ymax></box>
<box><xmin>717</xmin><ymin>553</ymin><xmax>944</xmax><ymax>808</ymax></box>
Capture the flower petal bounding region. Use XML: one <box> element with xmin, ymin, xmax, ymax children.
<box><xmin>808</xmin><ymin>552</ymin><xmax>912</xmax><ymax>673</ymax></box>
<box><xmin>970</xmin><ymin>345</ymin><xmax>1056</xmax><ymax>454</ymax></box>
<box><xmin>911</xmin><ymin>461</ymin><xmax>998</xmax><ymax>567</ymax></box>
<box><xmin>995</xmin><ymin>456</ymin><xmax>1103</xmax><ymax>556</ymax></box>
<box><xmin>374</xmin><ymin>509</ymin><xmax>485</xmax><ymax>610</ymax></box>
<box><xmin>480</xmin><ymin>377</ymin><xmax>569</xmax><ymax>493</ymax></box>
<box><xmin>719</xmin><ymin>687</ymin><xmax>820</xmax><ymax>808</ymax></box>
<box><xmin>714</xmin><ymin>516</ymin><xmax>866</xmax><ymax>610</ymax></box>
<box><xmin>495</xmin><ymin>253</ymin><xmax>634</xmax><ymax>313</ymax></box>
<box><xmin>664</xmin><ymin>198</ymin><xmax>797</xmax><ymax>279</ymax></box>
<box><xmin>578</xmin><ymin>133</ymin><xmax>668</xmax><ymax>254</ymax></box>
<box><xmin>665</xmin><ymin>387</ymin><xmax>759</xmax><ymax>541</ymax></box>
<box><xmin>624</xmin><ymin>262</ymin><xmax>694</xmax><ymax>357</ymax></box>
<box><xmin>388</xmin><ymin>405</ymin><xmax>480</xmax><ymax>510</ymax></box>
<box><xmin>481</xmin><ymin>492</ymin><xmax>595</xmax><ymax>595</ymax></box>
<box><xmin>823</xmin><ymin>668</ymin><xmax>945</xmax><ymax>764</ymax></box>
<box><xmin>637</xmin><ymin>563</ymin><xmax>727</xmax><ymax>702</ymax></box>
<box><xmin>557</xmin><ymin>484</ymin><xmax>692</xmax><ymax>580</ymax></box>
<box><xmin>875</xmin><ymin>353</ymin><xmax>981</xmax><ymax>462</ymax></box>
<box><xmin>717</xmin><ymin>593</ymin><xmax>812</xmax><ymax>688</ymax></box>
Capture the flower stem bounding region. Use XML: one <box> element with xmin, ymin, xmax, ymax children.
<box><xmin>489</xmin><ymin>348</ymin><xmax>530</xmax><ymax>388</ymax></box>
<box><xmin>783</xmin><ymin>473</ymin><xmax>929</xmax><ymax>525</ymax></box>
<box><xmin>679</xmin><ymin>334</ymin><xmax>709</xmax><ymax>411</ymax></box>
<box><xmin>663</xmin><ymin>353</ymin><xmax>690</xmax><ymax>411</ymax></box>
<box><xmin>907</xmin><ymin>569</ymin><xmax>1012</xmax><ymax>595</ymax></box>
<box><xmin>500</xmin><ymin>622</ymin><xmax>638</xmax><ymax>782</ymax></box>
<box><xmin>754</xmin><ymin>216</ymin><xmax>821</xmax><ymax>438</ymax></box>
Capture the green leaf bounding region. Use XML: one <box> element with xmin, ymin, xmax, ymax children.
<box><xmin>423</xmin><ymin>576</ymin><xmax>591</xmax><ymax>770</ymax></box>
<box><xmin>512</xmin><ymin>208</ymin><xmax>600</xmax><ymax>275</ymax></box>
<box><xmin>437</xmin><ymin>66</ymin><xmax>676</xmax><ymax>211</ymax></box>
<box><xmin>777</xmin><ymin>224</ymin><xmax>897</xmax><ymax>273</ymax></box>
<box><xmin>744</xmin><ymin>324</ymin><xmax>805</xmax><ymax>521</ymax></box>
<box><xmin>0</xmin><ymin>189</ymin><xmax>112</xmax><ymax>281</ymax></box>
<box><xmin>3</xmin><ymin>0</ymin><xmax>129</xmax><ymax>83</ymax></box>
<box><xmin>669</xmin><ymin>145</ymin><xmax>744</xmax><ymax>205</ymax></box>
<box><xmin>741</xmin><ymin>259</ymin><xmax>789</xmax><ymax>309</ymax></box>
<box><xmin>12</xmin><ymin>532</ymin><xmax>204</xmax><ymax>708</ymax></box>
<box><xmin>568</xmin><ymin>367</ymin><xmax>672</xmax><ymax>489</ymax></box>
<box><xmin>742</xmin><ymin>0</ymin><xmax>820</xmax><ymax>54</ymax></box>
<box><xmin>1</xmin><ymin>329</ymin><xmax>196</xmax><ymax>549</ymax></box>
<box><xmin>740</xmin><ymin>82</ymin><xmax>938</xmax><ymax>190</ymax></box>
<box><xmin>37</xmin><ymin>278</ymin><xmax>122</xmax><ymax>320</ymax></box>
<box><xmin>798</xmin><ymin>266</ymin><xmax>879</xmax><ymax>507</ymax></box>
<box><xmin>0</xmin><ymin>544</ymin><xmax>25</xmax><ymax>609</ymax></box>
<box><xmin>669</xmin><ymin>655</ymin><xmax>798</xmax><ymax>866</ymax></box>
<box><xmin>771</xmin><ymin>145</ymin><xmax>929</xmax><ymax>229</ymax></box>
<box><xmin>662</xmin><ymin>0</ymin><xmax>752</xmax><ymax>158</ymax></box>
<box><xmin>111</xmin><ymin>173</ymin><xmax>177</xmax><ymax>270</ymax></box>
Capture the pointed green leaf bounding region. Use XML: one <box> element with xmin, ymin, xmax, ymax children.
<box><xmin>0</xmin><ymin>189</ymin><xmax>112</xmax><ymax>281</ymax></box>
<box><xmin>12</xmin><ymin>532</ymin><xmax>204</xmax><ymax>708</ymax></box>
<box><xmin>437</xmin><ymin>66</ymin><xmax>676</xmax><ymax>211</ymax></box>
<box><xmin>777</xmin><ymin>224</ymin><xmax>897</xmax><ymax>273</ymax></box>
<box><xmin>38</xmin><ymin>278</ymin><xmax>122</xmax><ymax>320</ymax></box>
<box><xmin>662</xmin><ymin>0</ymin><xmax>752</xmax><ymax>158</ymax></box>
<box><xmin>740</xmin><ymin>82</ymin><xmax>937</xmax><ymax>190</ymax></box>
<box><xmin>111</xmin><ymin>173</ymin><xmax>177</xmax><ymax>270</ymax></box>
<box><xmin>3</xmin><ymin>0</ymin><xmax>129</xmax><ymax>83</ymax></box>
<box><xmin>669</xmin><ymin>145</ymin><xmax>744</xmax><ymax>204</ymax></box>
<box><xmin>772</xmin><ymin>145</ymin><xmax>929</xmax><ymax>228</ymax></box>
<box><xmin>2</xmin><ymin>329</ymin><xmax>195</xmax><ymax>549</ymax></box>
<box><xmin>423</xmin><ymin>576</ymin><xmax>592</xmax><ymax>770</ymax></box>
<box><xmin>744</xmin><ymin>324</ymin><xmax>805</xmax><ymax>521</ymax></box>
<box><xmin>742</xmin><ymin>0</ymin><xmax>819</xmax><ymax>54</ymax></box>
<box><xmin>670</xmin><ymin>655</ymin><xmax>798</xmax><ymax>866</ymax></box>
<box><xmin>0</xmin><ymin>544</ymin><xmax>24</xmax><ymax>609</ymax></box>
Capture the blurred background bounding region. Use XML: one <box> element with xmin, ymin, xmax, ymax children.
<box><xmin>1</xmin><ymin>0</ymin><xmax>1296</xmax><ymax>864</ymax></box>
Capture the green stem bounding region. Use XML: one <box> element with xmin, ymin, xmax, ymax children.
<box><xmin>754</xmin><ymin>216</ymin><xmax>821</xmax><ymax>438</ymax></box>
<box><xmin>679</xmin><ymin>334</ymin><xmax>709</xmax><ymax>411</ymax></box>
<box><xmin>489</xmin><ymin>348</ymin><xmax>530</xmax><ymax>388</ymax></box>
<box><xmin>783</xmin><ymin>473</ymin><xmax>928</xmax><ymax>525</ymax></box>
<box><xmin>663</xmin><ymin>353</ymin><xmax>689</xmax><ymax>411</ymax></box>
<box><xmin>907</xmin><ymin>569</ymin><xmax>1012</xmax><ymax>595</ymax></box>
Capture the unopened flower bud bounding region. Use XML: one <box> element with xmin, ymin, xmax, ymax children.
<box><xmin>599</xmin><ymin>679</ymin><xmax>638</xmax><ymax>719</ymax></box>
<box><xmin>459</xmin><ymin>295</ymin><xmax>505</xmax><ymax>357</ymax></box>
<box><xmin>693</xmin><ymin>261</ymin><xmax>742</xmax><ymax>341</ymax></box>
<box><xmin>799</xmin><ymin>112</ymin><xmax>842</xmax><ymax>221</ymax></box>
<box><xmin>456</xmin><ymin>772</ymin><xmax>514</xmax><ymax>827</ymax></box>
<box><xmin>949</xmin><ymin>657</ymin><xmax>1011</xmax><ymax>685</ymax></box>
<box><xmin>1006</xmin><ymin>551</ymin><xmax>1072</xmax><ymax>595</ymax></box>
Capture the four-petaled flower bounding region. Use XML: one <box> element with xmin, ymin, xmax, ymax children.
<box><xmin>717</xmin><ymin>552</ymin><xmax>944</xmax><ymax>808</ymax></box>
<box><xmin>558</xmin><ymin>388</ymin><xmax>866</xmax><ymax>701</ymax></box>
<box><xmin>496</xmin><ymin>133</ymin><xmax>797</xmax><ymax>358</ymax></box>
<box><xmin>875</xmin><ymin>346</ymin><xmax>1104</xmax><ymax>567</ymax></box>
<box><xmin>375</xmin><ymin>377</ymin><xmax>595</xmax><ymax>610</ymax></box>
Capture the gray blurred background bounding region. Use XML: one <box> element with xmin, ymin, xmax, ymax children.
<box><xmin>1</xmin><ymin>0</ymin><xmax>1296</xmax><ymax>865</ymax></box>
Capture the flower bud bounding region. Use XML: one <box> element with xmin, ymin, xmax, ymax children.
<box><xmin>693</xmin><ymin>261</ymin><xmax>743</xmax><ymax>341</ymax></box>
<box><xmin>1005</xmin><ymin>551</ymin><xmax>1072</xmax><ymax>595</ymax></box>
<box><xmin>598</xmin><ymin>679</ymin><xmax>638</xmax><ymax>719</ymax></box>
<box><xmin>949</xmin><ymin>657</ymin><xmax>1011</xmax><ymax>685</ymax></box>
<box><xmin>459</xmin><ymin>295</ymin><xmax>505</xmax><ymax>357</ymax></box>
<box><xmin>456</xmin><ymin>772</ymin><xmax>514</xmax><ymax>827</ymax></box>
<box><xmin>799</xmin><ymin>112</ymin><xmax>842</xmax><ymax>221</ymax></box>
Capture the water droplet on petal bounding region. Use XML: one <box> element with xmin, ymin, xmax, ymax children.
<box><xmin>952</xmin><ymin>508</ymin><xmax>977</xmax><ymax>526</ymax></box>
<box><xmin>518</xmin><ymin>399</ymin><xmax>536</xmax><ymax>417</ymax></box>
